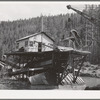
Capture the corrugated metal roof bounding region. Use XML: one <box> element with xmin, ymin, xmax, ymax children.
<box><xmin>16</xmin><ymin>32</ymin><xmax>54</xmax><ymax>42</ymax></box>
<box><xmin>16</xmin><ymin>33</ymin><xmax>39</xmax><ymax>42</ymax></box>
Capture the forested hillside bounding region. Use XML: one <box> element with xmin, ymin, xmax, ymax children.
<box><xmin>0</xmin><ymin>5</ymin><xmax>100</xmax><ymax>64</ymax></box>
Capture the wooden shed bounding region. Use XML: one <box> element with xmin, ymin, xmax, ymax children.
<box><xmin>16</xmin><ymin>32</ymin><xmax>54</xmax><ymax>52</ymax></box>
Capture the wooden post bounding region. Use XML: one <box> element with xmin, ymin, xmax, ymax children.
<box><xmin>18</xmin><ymin>55</ymin><xmax>21</xmax><ymax>79</ymax></box>
<box><xmin>52</xmin><ymin>51</ymin><xmax>58</xmax><ymax>85</ymax></box>
<box><xmin>27</xmin><ymin>56</ymin><xmax>29</xmax><ymax>78</ymax></box>
<box><xmin>69</xmin><ymin>53</ymin><xmax>75</xmax><ymax>82</ymax></box>
<box><xmin>22</xmin><ymin>56</ymin><xmax>24</xmax><ymax>79</ymax></box>
<box><xmin>72</xmin><ymin>57</ymin><xmax>75</xmax><ymax>82</ymax></box>
<box><xmin>19</xmin><ymin>55</ymin><xmax>21</xmax><ymax>68</ymax></box>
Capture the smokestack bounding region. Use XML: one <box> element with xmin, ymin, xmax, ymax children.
<box><xmin>41</xmin><ymin>14</ymin><xmax>44</xmax><ymax>32</ymax></box>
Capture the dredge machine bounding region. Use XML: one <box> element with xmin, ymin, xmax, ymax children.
<box><xmin>0</xmin><ymin>6</ymin><xmax>92</xmax><ymax>90</ymax></box>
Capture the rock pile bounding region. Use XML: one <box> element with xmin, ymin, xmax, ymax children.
<box><xmin>80</xmin><ymin>62</ymin><xmax>100</xmax><ymax>78</ymax></box>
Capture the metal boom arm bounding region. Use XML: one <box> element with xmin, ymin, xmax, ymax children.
<box><xmin>67</xmin><ymin>5</ymin><xmax>97</xmax><ymax>25</ymax></box>
<box><xmin>67</xmin><ymin>5</ymin><xmax>100</xmax><ymax>47</ymax></box>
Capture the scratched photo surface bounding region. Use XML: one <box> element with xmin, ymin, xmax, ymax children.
<box><xmin>0</xmin><ymin>1</ymin><xmax>100</xmax><ymax>90</ymax></box>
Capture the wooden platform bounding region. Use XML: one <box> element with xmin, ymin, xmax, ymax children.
<box><xmin>5</xmin><ymin>50</ymin><xmax>90</xmax><ymax>56</ymax></box>
<box><xmin>4</xmin><ymin>49</ymin><xmax>91</xmax><ymax>85</ymax></box>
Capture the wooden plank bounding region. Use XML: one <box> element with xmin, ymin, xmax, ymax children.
<box><xmin>0</xmin><ymin>59</ymin><xmax>19</xmax><ymax>68</ymax></box>
<box><xmin>0</xmin><ymin>61</ymin><xmax>6</xmax><ymax>66</ymax></box>
<box><xmin>5</xmin><ymin>51</ymin><xmax>53</xmax><ymax>56</ymax></box>
<box><xmin>7</xmin><ymin>67</ymin><xmax>50</xmax><ymax>76</ymax></box>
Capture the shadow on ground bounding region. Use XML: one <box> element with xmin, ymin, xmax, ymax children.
<box><xmin>85</xmin><ymin>85</ymin><xmax>100</xmax><ymax>90</ymax></box>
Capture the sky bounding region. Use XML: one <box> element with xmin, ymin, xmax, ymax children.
<box><xmin>0</xmin><ymin>1</ymin><xmax>99</xmax><ymax>21</ymax></box>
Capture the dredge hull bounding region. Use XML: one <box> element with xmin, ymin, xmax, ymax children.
<box><xmin>28</xmin><ymin>69</ymin><xmax>57</xmax><ymax>85</ymax></box>
<box><xmin>4</xmin><ymin>50</ymin><xmax>90</xmax><ymax>90</ymax></box>
<box><xmin>28</xmin><ymin>72</ymin><xmax>86</xmax><ymax>90</ymax></box>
